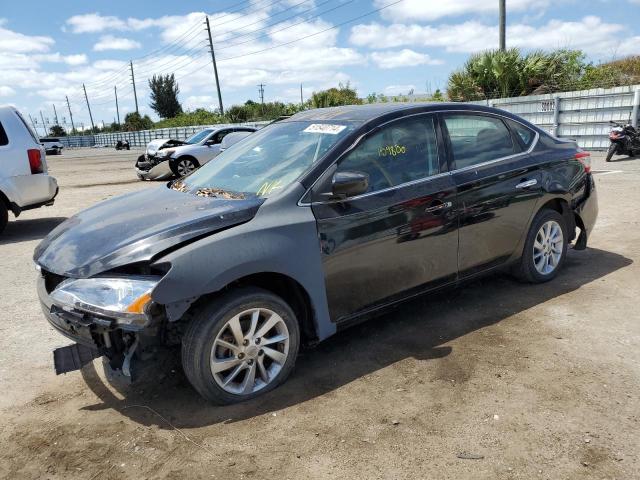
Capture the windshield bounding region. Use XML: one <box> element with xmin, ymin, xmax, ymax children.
<box><xmin>185</xmin><ymin>129</ymin><xmax>214</xmax><ymax>145</ymax></box>
<box><xmin>177</xmin><ymin>121</ymin><xmax>354</xmax><ymax>198</ymax></box>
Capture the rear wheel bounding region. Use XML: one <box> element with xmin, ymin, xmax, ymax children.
<box><xmin>181</xmin><ymin>288</ymin><xmax>300</xmax><ymax>404</ymax></box>
<box><xmin>170</xmin><ymin>156</ymin><xmax>199</xmax><ymax>177</ymax></box>
<box><xmin>0</xmin><ymin>202</ymin><xmax>7</xmax><ymax>234</ymax></box>
<box><xmin>514</xmin><ymin>209</ymin><xmax>568</xmax><ymax>283</ymax></box>
<box><xmin>605</xmin><ymin>143</ymin><xmax>617</xmax><ymax>162</ymax></box>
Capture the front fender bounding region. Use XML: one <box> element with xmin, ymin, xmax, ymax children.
<box><xmin>151</xmin><ymin>183</ymin><xmax>336</xmax><ymax>341</ymax></box>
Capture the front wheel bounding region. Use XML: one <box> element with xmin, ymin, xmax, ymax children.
<box><xmin>514</xmin><ymin>209</ymin><xmax>568</xmax><ymax>283</ymax></box>
<box><xmin>605</xmin><ymin>143</ymin><xmax>617</xmax><ymax>162</ymax></box>
<box><xmin>170</xmin><ymin>157</ymin><xmax>200</xmax><ymax>177</ymax></box>
<box><xmin>181</xmin><ymin>288</ymin><xmax>300</xmax><ymax>404</ymax></box>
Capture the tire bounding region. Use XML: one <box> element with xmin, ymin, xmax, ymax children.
<box><xmin>605</xmin><ymin>143</ymin><xmax>617</xmax><ymax>162</ymax></box>
<box><xmin>181</xmin><ymin>287</ymin><xmax>300</xmax><ymax>404</ymax></box>
<box><xmin>0</xmin><ymin>201</ymin><xmax>7</xmax><ymax>235</ymax></box>
<box><xmin>170</xmin><ymin>156</ymin><xmax>200</xmax><ymax>177</ymax></box>
<box><xmin>514</xmin><ymin>209</ymin><xmax>568</xmax><ymax>283</ymax></box>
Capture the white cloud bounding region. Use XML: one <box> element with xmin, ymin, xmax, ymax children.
<box><xmin>0</xmin><ymin>23</ymin><xmax>54</xmax><ymax>53</ymax></box>
<box><xmin>65</xmin><ymin>13</ymin><xmax>127</xmax><ymax>33</ymax></box>
<box><xmin>350</xmin><ymin>16</ymin><xmax>640</xmax><ymax>57</ymax></box>
<box><xmin>384</xmin><ymin>85</ymin><xmax>417</xmax><ymax>95</ymax></box>
<box><xmin>374</xmin><ymin>0</ymin><xmax>548</xmax><ymax>22</ymax></box>
<box><xmin>93</xmin><ymin>36</ymin><xmax>141</xmax><ymax>52</ymax></box>
<box><xmin>0</xmin><ymin>86</ymin><xmax>15</xmax><ymax>97</ymax></box>
<box><xmin>370</xmin><ymin>49</ymin><xmax>442</xmax><ymax>69</ymax></box>
<box><xmin>64</xmin><ymin>54</ymin><xmax>88</xmax><ymax>66</ymax></box>
<box><xmin>30</xmin><ymin>52</ymin><xmax>88</xmax><ymax>65</ymax></box>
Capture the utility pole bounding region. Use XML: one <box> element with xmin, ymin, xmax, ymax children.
<box><xmin>130</xmin><ymin>61</ymin><xmax>139</xmax><ymax>114</ymax></box>
<box><xmin>82</xmin><ymin>83</ymin><xmax>96</xmax><ymax>133</ymax></box>
<box><xmin>205</xmin><ymin>16</ymin><xmax>224</xmax><ymax>115</ymax></box>
<box><xmin>499</xmin><ymin>0</ymin><xmax>506</xmax><ymax>51</ymax></box>
<box><xmin>40</xmin><ymin>110</ymin><xmax>47</xmax><ymax>136</ymax></box>
<box><xmin>28</xmin><ymin>113</ymin><xmax>41</xmax><ymax>137</ymax></box>
<box><xmin>114</xmin><ymin>86</ymin><xmax>121</xmax><ymax>125</ymax></box>
<box><xmin>66</xmin><ymin>96</ymin><xmax>76</xmax><ymax>134</ymax></box>
<box><xmin>52</xmin><ymin>104</ymin><xmax>59</xmax><ymax>125</ymax></box>
<box><xmin>258</xmin><ymin>84</ymin><xmax>265</xmax><ymax>105</ymax></box>
<box><xmin>300</xmin><ymin>83</ymin><xmax>304</xmax><ymax>106</ymax></box>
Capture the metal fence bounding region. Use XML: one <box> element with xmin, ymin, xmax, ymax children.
<box><xmin>59</xmin><ymin>136</ymin><xmax>95</xmax><ymax>148</ymax></box>
<box><xmin>469</xmin><ymin>84</ymin><xmax>640</xmax><ymax>149</ymax></box>
<box><xmin>90</xmin><ymin>122</ymin><xmax>269</xmax><ymax>149</ymax></box>
<box><xmin>57</xmin><ymin>84</ymin><xmax>640</xmax><ymax>151</ymax></box>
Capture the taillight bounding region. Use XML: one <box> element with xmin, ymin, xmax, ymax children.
<box><xmin>575</xmin><ymin>150</ymin><xmax>591</xmax><ymax>173</ymax></box>
<box><xmin>27</xmin><ymin>149</ymin><xmax>43</xmax><ymax>174</ymax></box>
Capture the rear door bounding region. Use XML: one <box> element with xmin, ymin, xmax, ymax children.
<box><xmin>311</xmin><ymin>114</ymin><xmax>459</xmax><ymax>321</ymax></box>
<box><xmin>441</xmin><ymin>112</ymin><xmax>541</xmax><ymax>277</ymax></box>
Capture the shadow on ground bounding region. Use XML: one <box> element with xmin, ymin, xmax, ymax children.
<box><xmin>0</xmin><ymin>216</ymin><xmax>67</xmax><ymax>245</ymax></box>
<box><xmin>79</xmin><ymin>247</ymin><xmax>631</xmax><ymax>428</ymax></box>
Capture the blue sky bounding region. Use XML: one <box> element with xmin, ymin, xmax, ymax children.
<box><xmin>1</xmin><ymin>0</ymin><xmax>639</xmax><ymax>133</ymax></box>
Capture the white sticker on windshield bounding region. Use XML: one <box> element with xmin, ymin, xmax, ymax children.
<box><xmin>303</xmin><ymin>124</ymin><xmax>346</xmax><ymax>135</ymax></box>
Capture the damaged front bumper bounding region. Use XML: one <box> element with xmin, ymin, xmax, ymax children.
<box><xmin>37</xmin><ymin>273</ymin><xmax>157</xmax><ymax>380</ymax></box>
<box><xmin>135</xmin><ymin>154</ymin><xmax>174</xmax><ymax>181</ymax></box>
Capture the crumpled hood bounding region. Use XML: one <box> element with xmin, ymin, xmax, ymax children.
<box><xmin>146</xmin><ymin>138</ymin><xmax>186</xmax><ymax>156</ymax></box>
<box><xmin>34</xmin><ymin>186</ymin><xmax>264</xmax><ymax>278</ymax></box>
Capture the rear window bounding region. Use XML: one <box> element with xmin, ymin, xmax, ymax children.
<box><xmin>443</xmin><ymin>114</ymin><xmax>518</xmax><ymax>169</ymax></box>
<box><xmin>506</xmin><ymin>119</ymin><xmax>536</xmax><ymax>148</ymax></box>
<box><xmin>0</xmin><ymin>122</ymin><xmax>7</xmax><ymax>146</ymax></box>
<box><xmin>13</xmin><ymin>109</ymin><xmax>39</xmax><ymax>144</ymax></box>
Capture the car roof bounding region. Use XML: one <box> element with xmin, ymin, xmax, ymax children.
<box><xmin>283</xmin><ymin>102</ymin><xmax>515</xmax><ymax>123</ymax></box>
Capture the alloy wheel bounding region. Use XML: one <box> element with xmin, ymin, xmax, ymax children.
<box><xmin>177</xmin><ymin>159</ymin><xmax>196</xmax><ymax>176</ymax></box>
<box><xmin>533</xmin><ymin>220</ymin><xmax>564</xmax><ymax>275</ymax></box>
<box><xmin>210</xmin><ymin>308</ymin><xmax>290</xmax><ymax>395</ymax></box>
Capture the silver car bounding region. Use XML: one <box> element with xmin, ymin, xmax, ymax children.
<box><xmin>135</xmin><ymin>126</ymin><xmax>256</xmax><ymax>180</ymax></box>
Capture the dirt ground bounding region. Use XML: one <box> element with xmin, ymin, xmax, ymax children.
<box><xmin>0</xmin><ymin>148</ymin><xmax>638</xmax><ymax>479</ymax></box>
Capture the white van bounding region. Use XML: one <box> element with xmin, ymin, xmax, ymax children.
<box><xmin>0</xmin><ymin>106</ymin><xmax>58</xmax><ymax>234</ymax></box>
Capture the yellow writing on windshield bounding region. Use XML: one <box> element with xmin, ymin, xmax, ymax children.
<box><xmin>257</xmin><ymin>179</ymin><xmax>283</xmax><ymax>196</ymax></box>
<box><xmin>378</xmin><ymin>144</ymin><xmax>406</xmax><ymax>157</ymax></box>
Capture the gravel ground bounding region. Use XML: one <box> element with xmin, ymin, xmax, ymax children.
<box><xmin>0</xmin><ymin>148</ymin><xmax>638</xmax><ymax>479</ymax></box>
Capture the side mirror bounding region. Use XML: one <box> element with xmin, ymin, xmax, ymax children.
<box><xmin>332</xmin><ymin>171</ymin><xmax>369</xmax><ymax>198</ymax></box>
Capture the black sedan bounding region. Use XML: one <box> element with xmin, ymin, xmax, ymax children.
<box><xmin>34</xmin><ymin>103</ymin><xmax>597</xmax><ymax>404</ymax></box>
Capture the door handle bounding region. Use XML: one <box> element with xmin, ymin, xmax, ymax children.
<box><xmin>515</xmin><ymin>179</ymin><xmax>538</xmax><ymax>189</ymax></box>
<box><xmin>425</xmin><ymin>201</ymin><xmax>452</xmax><ymax>213</ymax></box>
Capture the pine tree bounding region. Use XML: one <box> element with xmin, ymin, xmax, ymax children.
<box><xmin>148</xmin><ymin>74</ymin><xmax>183</xmax><ymax>118</ymax></box>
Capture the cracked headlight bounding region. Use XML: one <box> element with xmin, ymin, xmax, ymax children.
<box><xmin>50</xmin><ymin>277</ymin><xmax>160</xmax><ymax>329</ymax></box>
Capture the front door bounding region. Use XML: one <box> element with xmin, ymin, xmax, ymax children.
<box><xmin>441</xmin><ymin>112</ymin><xmax>542</xmax><ymax>277</ymax></box>
<box><xmin>311</xmin><ymin>114</ymin><xmax>459</xmax><ymax>322</ymax></box>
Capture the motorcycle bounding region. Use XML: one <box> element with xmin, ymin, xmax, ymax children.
<box><xmin>115</xmin><ymin>140</ymin><xmax>130</xmax><ymax>151</ymax></box>
<box><xmin>606</xmin><ymin>120</ymin><xmax>640</xmax><ymax>162</ymax></box>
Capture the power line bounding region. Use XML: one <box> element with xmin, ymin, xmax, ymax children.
<box><xmin>210</xmin><ymin>0</ymin><xmax>285</xmax><ymax>27</ymax></box>
<box><xmin>217</xmin><ymin>0</ymin><xmax>354</xmax><ymax>51</ymax></box>
<box><xmin>218</xmin><ymin>0</ymin><xmax>406</xmax><ymax>62</ymax></box>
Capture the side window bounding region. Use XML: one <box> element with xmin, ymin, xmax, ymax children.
<box><xmin>0</xmin><ymin>122</ymin><xmax>8</xmax><ymax>146</ymax></box>
<box><xmin>506</xmin><ymin>119</ymin><xmax>536</xmax><ymax>149</ymax></box>
<box><xmin>212</xmin><ymin>130</ymin><xmax>230</xmax><ymax>144</ymax></box>
<box><xmin>443</xmin><ymin>114</ymin><xmax>517</xmax><ymax>169</ymax></box>
<box><xmin>336</xmin><ymin>116</ymin><xmax>439</xmax><ymax>194</ymax></box>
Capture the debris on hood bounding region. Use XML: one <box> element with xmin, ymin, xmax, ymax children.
<box><xmin>170</xmin><ymin>181</ymin><xmax>246</xmax><ymax>199</ymax></box>
<box><xmin>170</xmin><ymin>180</ymin><xmax>189</xmax><ymax>193</ymax></box>
<box><xmin>195</xmin><ymin>188</ymin><xmax>245</xmax><ymax>200</ymax></box>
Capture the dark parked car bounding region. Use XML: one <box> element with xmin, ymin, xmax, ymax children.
<box><xmin>34</xmin><ymin>103</ymin><xmax>597</xmax><ymax>404</ymax></box>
